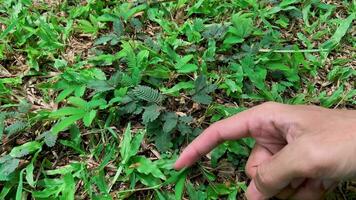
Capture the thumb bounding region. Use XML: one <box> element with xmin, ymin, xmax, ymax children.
<box><xmin>250</xmin><ymin>143</ymin><xmax>306</xmax><ymax>198</ymax></box>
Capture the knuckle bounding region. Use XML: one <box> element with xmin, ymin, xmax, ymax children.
<box><xmin>245</xmin><ymin>163</ymin><xmax>255</xmax><ymax>179</ymax></box>
<box><xmin>260</xmin><ymin>101</ymin><xmax>281</xmax><ymax>110</ymax></box>
<box><xmin>206</xmin><ymin>122</ymin><xmax>223</xmax><ymax>143</ymax></box>
<box><xmin>189</xmin><ymin>145</ymin><xmax>204</xmax><ymax>159</ymax></box>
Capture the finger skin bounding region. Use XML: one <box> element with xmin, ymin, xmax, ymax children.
<box><xmin>254</xmin><ymin>143</ymin><xmax>306</xmax><ymax>197</ymax></box>
<box><xmin>246</xmin><ymin>180</ymin><xmax>266</xmax><ymax>200</ymax></box>
<box><xmin>290</xmin><ymin>179</ymin><xmax>325</xmax><ymax>200</ymax></box>
<box><xmin>246</xmin><ymin>144</ymin><xmax>273</xmax><ymax>179</ymax></box>
<box><xmin>174</xmin><ymin>108</ymin><xmax>254</xmax><ymax>169</ymax></box>
<box><xmin>174</xmin><ymin>102</ymin><xmax>290</xmax><ymax>170</ymax></box>
<box><xmin>174</xmin><ymin>102</ymin><xmax>356</xmax><ymax>199</ymax></box>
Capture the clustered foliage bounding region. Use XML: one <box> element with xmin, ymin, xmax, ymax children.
<box><xmin>0</xmin><ymin>0</ymin><xmax>355</xmax><ymax>199</ymax></box>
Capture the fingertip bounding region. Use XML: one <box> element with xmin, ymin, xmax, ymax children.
<box><xmin>174</xmin><ymin>153</ymin><xmax>190</xmax><ymax>170</ymax></box>
<box><xmin>246</xmin><ymin>180</ymin><xmax>267</xmax><ymax>200</ymax></box>
<box><xmin>173</xmin><ymin>160</ymin><xmax>183</xmax><ymax>170</ymax></box>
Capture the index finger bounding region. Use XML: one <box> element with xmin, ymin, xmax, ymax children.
<box><xmin>174</xmin><ymin>108</ymin><xmax>256</xmax><ymax>170</ymax></box>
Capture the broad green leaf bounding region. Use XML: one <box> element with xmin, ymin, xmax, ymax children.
<box><xmin>280</xmin><ymin>0</ymin><xmax>300</xmax><ymax>7</ymax></box>
<box><xmin>321</xmin><ymin>13</ymin><xmax>355</xmax><ymax>50</ymax></box>
<box><xmin>83</xmin><ymin>110</ymin><xmax>97</xmax><ymax>127</ymax></box>
<box><xmin>10</xmin><ymin>141</ymin><xmax>42</xmax><ymax>158</ymax></box>
<box><xmin>163</xmin><ymin>112</ymin><xmax>178</xmax><ymax>133</ymax></box>
<box><xmin>211</xmin><ymin>144</ymin><xmax>227</xmax><ymax>167</ymax></box>
<box><xmin>50</xmin><ymin>107</ymin><xmax>86</xmax><ymax>118</ymax></box>
<box><xmin>5</xmin><ymin>121</ymin><xmax>27</xmax><ymax>136</ymax></box>
<box><xmin>320</xmin><ymin>86</ymin><xmax>344</xmax><ymax>108</ymax></box>
<box><xmin>120</xmin><ymin>123</ymin><xmax>132</xmax><ymax>164</ymax></box>
<box><xmin>131</xmin><ymin>156</ymin><xmax>166</xmax><ymax>180</ymax></box>
<box><xmin>60</xmin><ymin>173</ymin><xmax>75</xmax><ymax>200</ymax></box>
<box><xmin>51</xmin><ymin>114</ymin><xmax>84</xmax><ymax>134</ymax></box>
<box><xmin>86</xmin><ymin>99</ymin><xmax>107</xmax><ymax>109</ymax></box>
<box><xmin>25</xmin><ymin>149</ymin><xmax>41</xmax><ymax>187</ymax></box>
<box><xmin>92</xmin><ymin>170</ymin><xmax>109</xmax><ymax>194</ymax></box>
<box><xmin>16</xmin><ymin>169</ymin><xmax>24</xmax><ymax>200</ymax></box>
<box><xmin>0</xmin><ymin>181</ymin><xmax>15</xmax><ymax>199</ymax></box>
<box><xmin>68</xmin><ymin>97</ymin><xmax>88</xmax><ymax>108</ymax></box>
<box><xmin>0</xmin><ymin>114</ymin><xmax>5</xmax><ymax>143</ymax></box>
<box><xmin>87</xmin><ymin>80</ymin><xmax>115</xmax><ymax>92</ymax></box>
<box><xmin>45</xmin><ymin>164</ymin><xmax>80</xmax><ymax>175</ymax></box>
<box><xmin>175</xmin><ymin>170</ymin><xmax>187</xmax><ymax>200</ymax></box>
<box><xmin>177</xmin><ymin>64</ymin><xmax>198</xmax><ymax>74</ymax></box>
<box><xmin>161</xmin><ymin>81</ymin><xmax>195</xmax><ymax>95</ymax></box>
<box><xmin>56</xmin><ymin>88</ymin><xmax>75</xmax><ymax>103</ymax></box>
<box><xmin>44</xmin><ymin>132</ymin><xmax>58</xmax><ymax>147</ymax></box>
<box><xmin>97</xmin><ymin>145</ymin><xmax>115</xmax><ymax>171</ymax></box>
<box><xmin>0</xmin><ymin>19</ymin><xmax>18</xmax><ymax>40</ymax></box>
<box><xmin>192</xmin><ymin>93</ymin><xmax>212</xmax><ymax>105</ymax></box>
<box><xmin>77</xmin><ymin>19</ymin><xmax>98</xmax><ymax>34</ymax></box>
<box><xmin>142</xmin><ymin>104</ymin><xmax>161</xmax><ymax>124</ymax></box>
<box><xmin>0</xmin><ymin>158</ymin><xmax>20</xmax><ymax>181</ymax></box>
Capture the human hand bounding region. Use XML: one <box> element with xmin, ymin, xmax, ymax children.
<box><xmin>174</xmin><ymin>102</ymin><xmax>356</xmax><ymax>200</ymax></box>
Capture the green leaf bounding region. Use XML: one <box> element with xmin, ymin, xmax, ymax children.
<box><xmin>5</xmin><ymin>121</ymin><xmax>27</xmax><ymax>136</ymax></box>
<box><xmin>319</xmin><ymin>86</ymin><xmax>344</xmax><ymax>108</ymax></box>
<box><xmin>161</xmin><ymin>81</ymin><xmax>195</xmax><ymax>96</ymax></box>
<box><xmin>61</xmin><ymin>173</ymin><xmax>75</xmax><ymax>200</ymax></box>
<box><xmin>68</xmin><ymin>97</ymin><xmax>88</xmax><ymax>108</ymax></box>
<box><xmin>44</xmin><ymin>132</ymin><xmax>58</xmax><ymax>147</ymax></box>
<box><xmin>51</xmin><ymin>114</ymin><xmax>84</xmax><ymax>135</ymax></box>
<box><xmin>16</xmin><ymin>169</ymin><xmax>24</xmax><ymax>200</ymax></box>
<box><xmin>113</xmin><ymin>19</ymin><xmax>124</xmax><ymax>36</ymax></box>
<box><xmin>321</xmin><ymin>13</ymin><xmax>355</xmax><ymax>50</ymax></box>
<box><xmin>131</xmin><ymin>156</ymin><xmax>166</xmax><ymax>180</ymax></box>
<box><xmin>120</xmin><ymin>123</ymin><xmax>132</xmax><ymax>164</ymax></box>
<box><xmin>186</xmin><ymin>181</ymin><xmax>207</xmax><ymax>200</ymax></box>
<box><xmin>25</xmin><ymin>149</ymin><xmax>41</xmax><ymax>187</ymax></box>
<box><xmin>163</xmin><ymin>112</ymin><xmax>178</xmax><ymax>133</ymax></box>
<box><xmin>177</xmin><ymin>64</ymin><xmax>198</xmax><ymax>74</ymax></box>
<box><xmin>227</xmin><ymin>141</ymin><xmax>249</xmax><ymax>157</ymax></box>
<box><xmin>131</xmin><ymin>85</ymin><xmax>164</xmax><ymax>104</ymax></box>
<box><xmin>175</xmin><ymin>170</ymin><xmax>187</xmax><ymax>200</ymax></box>
<box><xmin>280</xmin><ymin>0</ymin><xmax>300</xmax><ymax>7</ymax></box>
<box><xmin>192</xmin><ymin>93</ymin><xmax>212</xmax><ymax>105</ymax></box>
<box><xmin>192</xmin><ymin>75</ymin><xmax>216</xmax><ymax>105</ymax></box>
<box><xmin>45</xmin><ymin>164</ymin><xmax>78</xmax><ymax>176</ymax></box>
<box><xmin>155</xmin><ymin>131</ymin><xmax>173</xmax><ymax>152</ymax></box>
<box><xmin>50</xmin><ymin>107</ymin><xmax>86</xmax><ymax>118</ymax></box>
<box><xmin>0</xmin><ymin>19</ymin><xmax>18</xmax><ymax>40</ymax></box>
<box><xmin>0</xmin><ymin>181</ymin><xmax>15</xmax><ymax>199</ymax></box>
<box><xmin>120</xmin><ymin>124</ymin><xmax>144</xmax><ymax>164</ymax></box>
<box><xmin>142</xmin><ymin>104</ymin><xmax>161</xmax><ymax>124</ymax></box>
<box><xmin>211</xmin><ymin>144</ymin><xmax>227</xmax><ymax>167</ymax></box>
<box><xmin>83</xmin><ymin>110</ymin><xmax>97</xmax><ymax>127</ymax></box>
<box><xmin>87</xmin><ymin>80</ymin><xmax>115</xmax><ymax>92</ymax></box>
<box><xmin>77</xmin><ymin>19</ymin><xmax>98</xmax><ymax>34</ymax></box>
<box><xmin>86</xmin><ymin>99</ymin><xmax>107</xmax><ymax>110</ymax></box>
<box><xmin>0</xmin><ymin>114</ymin><xmax>5</xmax><ymax>143</ymax></box>
<box><xmin>0</xmin><ymin>158</ymin><xmax>20</xmax><ymax>181</ymax></box>
<box><xmin>223</xmin><ymin>14</ymin><xmax>253</xmax><ymax>46</ymax></box>
<box><xmin>10</xmin><ymin>141</ymin><xmax>42</xmax><ymax>158</ymax></box>
<box><xmin>56</xmin><ymin>88</ymin><xmax>75</xmax><ymax>103</ymax></box>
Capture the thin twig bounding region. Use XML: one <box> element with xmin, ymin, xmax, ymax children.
<box><xmin>259</xmin><ymin>48</ymin><xmax>328</xmax><ymax>53</ymax></box>
<box><xmin>116</xmin><ymin>184</ymin><xmax>162</xmax><ymax>194</ymax></box>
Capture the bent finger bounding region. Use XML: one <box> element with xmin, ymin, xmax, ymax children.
<box><xmin>246</xmin><ymin>144</ymin><xmax>273</xmax><ymax>179</ymax></box>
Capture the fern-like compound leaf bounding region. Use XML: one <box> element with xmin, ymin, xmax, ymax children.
<box><xmin>131</xmin><ymin>85</ymin><xmax>164</xmax><ymax>104</ymax></box>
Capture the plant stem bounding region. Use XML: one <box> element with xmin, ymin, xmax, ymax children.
<box><xmin>258</xmin><ymin>48</ymin><xmax>328</xmax><ymax>53</ymax></box>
